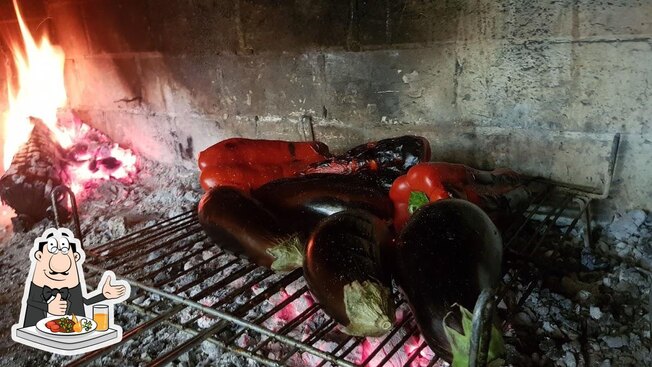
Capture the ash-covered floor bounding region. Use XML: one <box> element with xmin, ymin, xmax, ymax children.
<box><xmin>508</xmin><ymin>210</ymin><xmax>652</xmax><ymax>366</ymax></box>
<box><xmin>0</xmin><ymin>162</ymin><xmax>650</xmax><ymax>366</ymax></box>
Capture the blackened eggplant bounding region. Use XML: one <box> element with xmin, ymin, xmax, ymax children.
<box><xmin>304</xmin><ymin>210</ymin><xmax>395</xmax><ymax>336</ymax></box>
<box><xmin>303</xmin><ymin>135</ymin><xmax>431</xmax><ymax>175</ymax></box>
<box><xmin>198</xmin><ymin>187</ymin><xmax>302</xmax><ymax>271</ymax></box>
<box><xmin>252</xmin><ymin>173</ymin><xmax>394</xmax><ymax>239</ymax></box>
<box><xmin>395</xmin><ymin>199</ymin><xmax>504</xmax><ymax>363</ymax></box>
<box><xmin>358</xmin><ymin>169</ymin><xmax>403</xmax><ymax>193</ymax></box>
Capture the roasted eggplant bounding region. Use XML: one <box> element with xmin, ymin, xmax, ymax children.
<box><xmin>304</xmin><ymin>210</ymin><xmax>395</xmax><ymax>337</ymax></box>
<box><xmin>303</xmin><ymin>135</ymin><xmax>431</xmax><ymax>175</ymax></box>
<box><xmin>395</xmin><ymin>199</ymin><xmax>504</xmax><ymax>363</ymax></box>
<box><xmin>252</xmin><ymin>173</ymin><xmax>394</xmax><ymax>239</ymax></box>
<box><xmin>198</xmin><ymin>187</ymin><xmax>302</xmax><ymax>271</ymax></box>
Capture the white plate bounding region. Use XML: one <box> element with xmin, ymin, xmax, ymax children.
<box><xmin>36</xmin><ymin>315</ymin><xmax>97</xmax><ymax>336</ymax></box>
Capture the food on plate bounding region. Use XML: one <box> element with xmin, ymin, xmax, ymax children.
<box><xmin>394</xmin><ymin>199</ymin><xmax>505</xmax><ymax>363</ymax></box>
<box><xmin>198</xmin><ymin>186</ymin><xmax>303</xmax><ymax>271</ymax></box>
<box><xmin>198</xmin><ymin>138</ymin><xmax>330</xmax><ymax>170</ymax></box>
<box><xmin>302</xmin><ymin>135</ymin><xmax>431</xmax><ymax>175</ymax></box>
<box><xmin>252</xmin><ymin>173</ymin><xmax>394</xmax><ymax>239</ymax></box>
<box><xmin>389</xmin><ymin>162</ymin><xmax>529</xmax><ymax>231</ymax></box>
<box><xmin>44</xmin><ymin>314</ymin><xmax>93</xmax><ymax>333</ymax></box>
<box><xmin>303</xmin><ymin>210</ymin><xmax>395</xmax><ymax>337</ymax></box>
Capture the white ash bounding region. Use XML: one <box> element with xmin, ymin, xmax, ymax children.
<box><xmin>0</xmin><ymin>158</ymin><xmax>216</xmax><ymax>367</ymax></box>
<box><xmin>508</xmin><ymin>210</ymin><xmax>652</xmax><ymax>366</ymax></box>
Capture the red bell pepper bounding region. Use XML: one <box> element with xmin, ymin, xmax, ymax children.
<box><xmin>197</xmin><ymin>138</ymin><xmax>332</xmax><ymax>192</ymax></box>
<box><xmin>198</xmin><ymin>138</ymin><xmax>330</xmax><ymax>170</ymax></box>
<box><xmin>200</xmin><ymin>161</ymin><xmax>321</xmax><ymax>191</ymax></box>
<box><xmin>389</xmin><ymin>162</ymin><xmax>524</xmax><ymax>231</ymax></box>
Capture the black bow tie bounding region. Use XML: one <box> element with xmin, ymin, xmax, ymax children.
<box><xmin>42</xmin><ymin>286</ymin><xmax>70</xmax><ymax>301</ymax></box>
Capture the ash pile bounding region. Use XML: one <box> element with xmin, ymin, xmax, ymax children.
<box><xmin>507</xmin><ymin>210</ymin><xmax>652</xmax><ymax>366</ymax></box>
<box><xmin>0</xmin><ymin>159</ymin><xmax>201</xmax><ymax>367</ymax></box>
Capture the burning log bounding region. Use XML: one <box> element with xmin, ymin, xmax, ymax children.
<box><xmin>0</xmin><ymin>118</ymin><xmax>67</xmax><ymax>230</ymax></box>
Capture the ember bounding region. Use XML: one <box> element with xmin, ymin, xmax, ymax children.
<box><xmin>60</xmin><ymin>116</ymin><xmax>138</xmax><ymax>196</ymax></box>
<box><xmin>0</xmin><ymin>0</ymin><xmax>138</xmax><ymax>227</ymax></box>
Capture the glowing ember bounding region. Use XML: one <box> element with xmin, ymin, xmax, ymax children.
<box><xmin>359</xmin><ymin>338</ymin><xmax>375</xmax><ymax>364</ymax></box>
<box><xmin>62</xmin><ymin>118</ymin><xmax>138</xmax><ymax>196</ymax></box>
<box><xmin>1</xmin><ymin>1</ymin><xmax>138</xmax><ymax>204</ymax></box>
<box><xmin>246</xmin><ymin>283</ymin><xmax>442</xmax><ymax>367</ymax></box>
<box><xmin>403</xmin><ymin>335</ymin><xmax>434</xmax><ymax>367</ymax></box>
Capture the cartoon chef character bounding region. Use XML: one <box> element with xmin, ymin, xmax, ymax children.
<box><xmin>19</xmin><ymin>227</ymin><xmax>128</xmax><ymax>327</ymax></box>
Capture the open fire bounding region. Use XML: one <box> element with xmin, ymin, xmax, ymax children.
<box><xmin>0</xmin><ymin>0</ymin><xmax>138</xmax><ymax>228</ymax></box>
<box><xmin>0</xmin><ymin>0</ymin><xmax>647</xmax><ymax>366</ymax></box>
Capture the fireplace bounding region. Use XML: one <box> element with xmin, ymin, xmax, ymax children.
<box><xmin>0</xmin><ymin>1</ymin><xmax>650</xmax><ymax>366</ymax></box>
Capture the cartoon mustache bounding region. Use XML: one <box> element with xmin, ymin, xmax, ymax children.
<box><xmin>48</xmin><ymin>270</ymin><xmax>69</xmax><ymax>276</ymax></box>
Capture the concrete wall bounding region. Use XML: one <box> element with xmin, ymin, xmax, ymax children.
<box><xmin>3</xmin><ymin>0</ymin><xmax>651</xmax><ymax>216</ymax></box>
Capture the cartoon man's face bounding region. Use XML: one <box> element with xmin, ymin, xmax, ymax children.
<box><xmin>30</xmin><ymin>230</ymin><xmax>83</xmax><ymax>289</ymax></box>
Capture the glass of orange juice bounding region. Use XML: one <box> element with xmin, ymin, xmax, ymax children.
<box><xmin>93</xmin><ymin>304</ymin><xmax>109</xmax><ymax>331</ymax></box>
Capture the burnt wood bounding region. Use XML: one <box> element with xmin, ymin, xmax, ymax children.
<box><xmin>0</xmin><ymin>118</ymin><xmax>68</xmax><ymax>230</ymax></box>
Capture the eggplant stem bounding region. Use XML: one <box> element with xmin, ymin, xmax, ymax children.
<box><xmin>443</xmin><ymin>304</ymin><xmax>505</xmax><ymax>367</ymax></box>
<box><xmin>342</xmin><ymin>280</ymin><xmax>395</xmax><ymax>337</ymax></box>
<box><xmin>267</xmin><ymin>235</ymin><xmax>303</xmax><ymax>272</ymax></box>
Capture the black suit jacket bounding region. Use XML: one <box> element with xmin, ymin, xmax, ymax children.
<box><xmin>23</xmin><ymin>283</ymin><xmax>106</xmax><ymax>327</ymax></box>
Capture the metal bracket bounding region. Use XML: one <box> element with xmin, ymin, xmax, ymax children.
<box><xmin>301</xmin><ymin>114</ymin><xmax>316</xmax><ymax>141</ymax></box>
<box><xmin>50</xmin><ymin>185</ymin><xmax>83</xmax><ymax>247</ymax></box>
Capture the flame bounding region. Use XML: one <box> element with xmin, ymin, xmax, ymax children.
<box><xmin>1</xmin><ymin>1</ymin><xmax>138</xmax><ymax>204</ymax></box>
<box><xmin>3</xmin><ymin>0</ymin><xmax>70</xmax><ymax>170</ymax></box>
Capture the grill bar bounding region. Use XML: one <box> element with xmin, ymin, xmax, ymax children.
<box><xmin>315</xmin><ymin>336</ymin><xmax>357</xmax><ymax>367</ymax></box>
<box><xmin>360</xmin><ymin>312</ymin><xmax>414</xmax><ymax>365</ymax></box>
<box><xmin>404</xmin><ymin>341</ymin><xmax>429</xmax><ymax>367</ymax></box>
<box><xmin>223</xmin><ymin>285</ymin><xmax>310</xmax><ymax>346</ymax></box>
<box><xmin>377</xmin><ymin>325</ymin><xmax>419</xmax><ymax>366</ymax></box>
<box><xmin>67</xmin><ymin>181</ymin><xmax>593</xmax><ymax>367</ymax></box>
<box><xmin>88</xmin><ymin>210</ymin><xmax>196</xmax><ymax>254</ymax></box>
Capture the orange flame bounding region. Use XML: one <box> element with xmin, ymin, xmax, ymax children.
<box><xmin>3</xmin><ymin>0</ymin><xmax>70</xmax><ymax>170</ymax></box>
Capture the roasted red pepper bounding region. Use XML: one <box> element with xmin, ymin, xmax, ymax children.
<box><xmin>198</xmin><ymin>138</ymin><xmax>330</xmax><ymax>170</ymax></box>
<box><xmin>389</xmin><ymin>162</ymin><xmax>526</xmax><ymax>231</ymax></box>
<box><xmin>200</xmin><ymin>161</ymin><xmax>321</xmax><ymax>191</ymax></box>
<box><xmin>198</xmin><ymin>138</ymin><xmax>331</xmax><ymax>191</ymax></box>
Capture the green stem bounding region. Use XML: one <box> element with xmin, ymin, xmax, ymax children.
<box><xmin>408</xmin><ymin>191</ymin><xmax>430</xmax><ymax>214</ymax></box>
<box><xmin>267</xmin><ymin>235</ymin><xmax>303</xmax><ymax>272</ymax></box>
<box><xmin>443</xmin><ymin>304</ymin><xmax>505</xmax><ymax>367</ymax></box>
<box><xmin>342</xmin><ymin>280</ymin><xmax>395</xmax><ymax>337</ymax></box>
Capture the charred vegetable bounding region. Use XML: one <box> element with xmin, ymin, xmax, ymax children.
<box><xmin>304</xmin><ymin>210</ymin><xmax>395</xmax><ymax>336</ymax></box>
<box><xmin>199</xmin><ymin>161</ymin><xmax>323</xmax><ymax>192</ymax></box>
<box><xmin>389</xmin><ymin>162</ymin><xmax>529</xmax><ymax>231</ymax></box>
<box><xmin>395</xmin><ymin>199</ymin><xmax>505</xmax><ymax>363</ymax></box>
<box><xmin>252</xmin><ymin>173</ymin><xmax>394</xmax><ymax>239</ymax></box>
<box><xmin>198</xmin><ymin>138</ymin><xmax>330</xmax><ymax>170</ymax></box>
<box><xmin>198</xmin><ymin>138</ymin><xmax>331</xmax><ymax>192</ymax></box>
<box><xmin>198</xmin><ymin>187</ymin><xmax>302</xmax><ymax>271</ymax></box>
<box><xmin>303</xmin><ymin>135</ymin><xmax>431</xmax><ymax>175</ymax></box>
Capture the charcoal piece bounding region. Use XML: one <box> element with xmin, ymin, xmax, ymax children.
<box><xmin>0</xmin><ymin>118</ymin><xmax>68</xmax><ymax>230</ymax></box>
<box><xmin>99</xmin><ymin>157</ymin><xmax>120</xmax><ymax>170</ymax></box>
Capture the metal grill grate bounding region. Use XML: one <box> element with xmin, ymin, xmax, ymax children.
<box><xmin>63</xmin><ymin>182</ymin><xmax>592</xmax><ymax>367</ymax></box>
